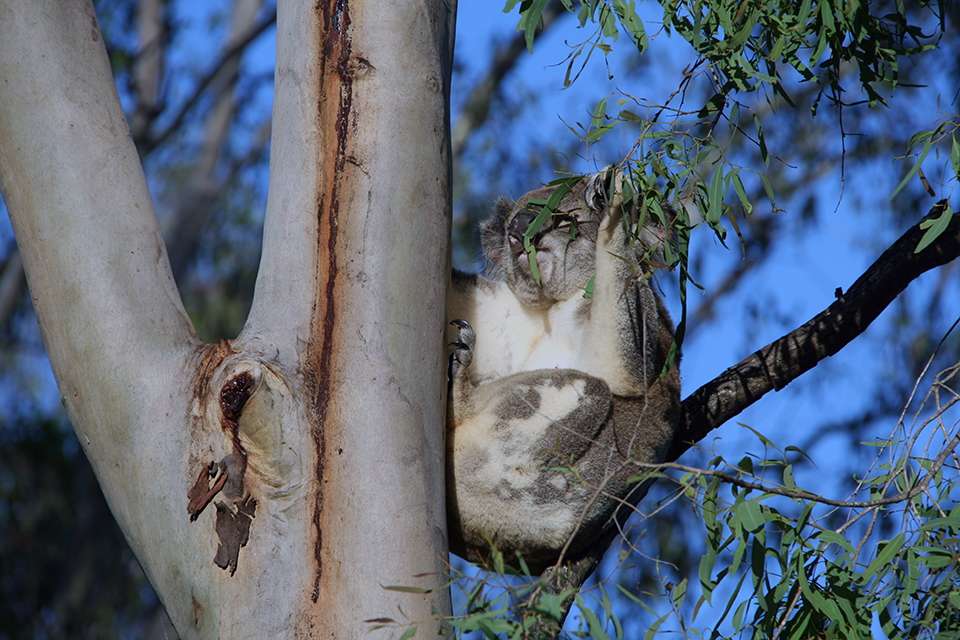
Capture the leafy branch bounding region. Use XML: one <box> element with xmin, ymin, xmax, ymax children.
<box><xmin>498</xmin><ymin>198</ymin><xmax>960</xmax><ymax>639</ymax></box>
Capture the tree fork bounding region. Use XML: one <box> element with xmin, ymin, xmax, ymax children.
<box><xmin>0</xmin><ymin>0</ymin><xmax>456</xmax><ymax>637</ymax></box>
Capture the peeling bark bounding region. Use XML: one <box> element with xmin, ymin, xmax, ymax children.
<box><xmin>187</xmin><ymin>460</ymin><xmax>229</xmax><ymax>520</ymax></box>
<box><xmin>213</xmin><ymin>495</ymin><xmax>257</xmax><ymax>576</ymax></box>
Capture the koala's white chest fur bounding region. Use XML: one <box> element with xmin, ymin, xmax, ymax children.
<box><xmin>449</xmin><ymin>274</ymin><xmax>644</xmax><ymax>397</ymax></box>
<box><xmin>456</xmin><ymin>279</ymin><xmax>594</xmax><ymax>381</ymax></box>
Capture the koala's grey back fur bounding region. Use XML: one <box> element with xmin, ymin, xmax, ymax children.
<box><xmin>446</xmin><ymin>170</ymin><xmax>681</xmax><ymax>572</ymax></box>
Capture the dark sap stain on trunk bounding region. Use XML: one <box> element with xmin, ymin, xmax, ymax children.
<box><xmin>310</xmin><ymin>0</ymin><xmax>354</xmax><ymax>605</ymax></box>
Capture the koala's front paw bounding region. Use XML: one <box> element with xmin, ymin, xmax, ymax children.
<box><xmin>448</xmin><ymin>319</ymin><xmax>476</xmax><ymax>379</ymax></box>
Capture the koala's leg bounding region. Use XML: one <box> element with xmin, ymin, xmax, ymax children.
<box><xmin>447</xmin><ymin>320</ymin><xmax>616</xmax><ymax>566</ymax></box>
<box><xmin>448</xmin><ymin>319</ymin><xmax>611</xmax><ymax>452</ymax></box>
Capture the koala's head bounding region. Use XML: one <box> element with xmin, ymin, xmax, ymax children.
<box><xmin>480</xmin><ymin>169</ymin><xmax>675</xmax><ymax>308</ymax></box>
<box><xmin>477</xmin><ymin>174</ymin><xmax>606</xmax><ymax>307</ymax></box>
<box><xmin>482</xmin><ymin>169</ymin><xmax>662</xmax><ymax>308</ymax></box>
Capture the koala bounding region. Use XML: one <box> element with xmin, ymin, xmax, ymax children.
<box><xmin>446</xmin><ymin>169</ymin><xmax>681</xmax><ymax>572</ymax></box>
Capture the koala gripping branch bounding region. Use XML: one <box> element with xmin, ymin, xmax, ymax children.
<box><xmin>669</xmin><ymin>200</ymin><xmax>960</xmax><ymax>462</ymax></box>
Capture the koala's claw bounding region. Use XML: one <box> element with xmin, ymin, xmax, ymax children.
<box><xmin>448</xmin><ymin>319</ymin><xmax>475</xmax><ymax>379</ymax></box>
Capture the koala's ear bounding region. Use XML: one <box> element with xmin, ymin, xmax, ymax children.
<box><xmin>479</xmin><ymin>198</ymin><xmax>512</xmax><ymax>277</ymax></box>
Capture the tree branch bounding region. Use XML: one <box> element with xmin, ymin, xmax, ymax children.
<box><xmin>527</xmin><ymin>200</ymin><xmax>960</xmax><ymax>638</ymax></box>
<box><xmin>523</xmin><ymin>526</ymin><xmax>618</xmax><ymax>639</ymax></box>
<box><xmin>165</xmin><ymin>0</ymin><xmax>264</xmax><ymax>284</ymax></box>
<box><xmin>641</xmin><ymin>433</ymin><xmax>960</xmax><ymax>509</ymax></box>
<box><xmin>138</xmin><ymin>7</ymin><xmax>276</xmax><ymax>156</ymax></box>
<box><xmin>0</xmin><ymin>3</ymin><xmax>205</xmax><ymax>627</ymax></box>
<box><xmin>0</xmin><ymin>247</ymin><xmax>25</xmax><ymax>332</ymax></box>
<box><xmin>668</xmin><ymin>200</ymin><xmax>960</xmax><ymax>462</ymax></box>
<box><xmin>128</xmin><ymin>0</ymin><xmax>166</xmax><ymax>141</ymax></box>
<box><xmin>451</xmin><ymin>0</ymin><xmax>566</xmax><ymax>161</ymax></box>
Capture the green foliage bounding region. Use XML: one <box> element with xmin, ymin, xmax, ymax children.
<box><xmin>520</xmin><ymin>176</ymin><xmax>583</xmax><ymax>286</ymax></box>
<box><xmin>916</xmin><ymin>202</ymin><xmax>955</xmax><ymax>254</ymax></box>
<box><xmin>509</xmin><ymin>0</ymin><xmax>957</xmax><ymax>263</ymax></box>
<box><xmin>888</xmin><ymin>122</ymin><xmax>960</xmax><ymax>252</ymax></box>
<box><xmin>655</xmin><ymin>361</ymin><xmax>959</xmax><ymax>639</ymax></box>
<box><xmin>443</xmin><ymin>564</ymin><xmax>626</xmax><ymax>639</ymax></box>
<box><xmin>439</xmin><ymin>353</ymin><xmax>958</xmax><ymax>638</ymax></box>
<box><xmin>514</xmin><ymin>0</ymin><xmax>942</xmax><ymax>107</ymax></box>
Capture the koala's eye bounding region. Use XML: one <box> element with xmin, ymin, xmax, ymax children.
<box><xmin>555</xmin><ymin>209</ymin><xmax>586</xmax><ymax>230</ymax></box>
<box><xmin>553</xmin><ymin>213</ymin><xmax>583</xmax><ymax>240</ymax></box>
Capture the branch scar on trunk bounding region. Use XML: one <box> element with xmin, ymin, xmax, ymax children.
<box><xmin>187</xmin><ymin>369</ymin><xmax>259</xmax><ymax>574</ymax></box>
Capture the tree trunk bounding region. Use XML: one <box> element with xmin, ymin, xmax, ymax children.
<box><xmin>0</xmin><ymin>0</ymin><xmax>455</xmax><ymax>637</ymax></box>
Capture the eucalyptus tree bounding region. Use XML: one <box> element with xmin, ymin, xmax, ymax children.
<box><xmin>0</xmin><ymin>0</ymin><xmax>453</xmax><ymax>637</ymax></box>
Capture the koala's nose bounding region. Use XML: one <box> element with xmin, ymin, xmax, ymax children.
<box><xmin>508</xmin><ymin>210</ymin><xmax>539</xmax><ymax>245</ymax></box>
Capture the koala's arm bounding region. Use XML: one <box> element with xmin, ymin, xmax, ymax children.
<box><xmin>579</xmin><ymin>174</ymin><xmax>672</xmax><ymax>397</ymax></box>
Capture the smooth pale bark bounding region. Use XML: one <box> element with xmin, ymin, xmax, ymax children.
<box><xmin>240</xmin><ymin>0</ymin><xmax>455</xmax><ymax>631</ymax></box>
<box><xmin>0</xmin><ymin>0</ymin><xmax>212</xmax><ymax>630</ymax></box>
<box><xmin>0</xmin><ymin>0</ymin><xmax>454</xmax><ymax>637</ymax></box>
